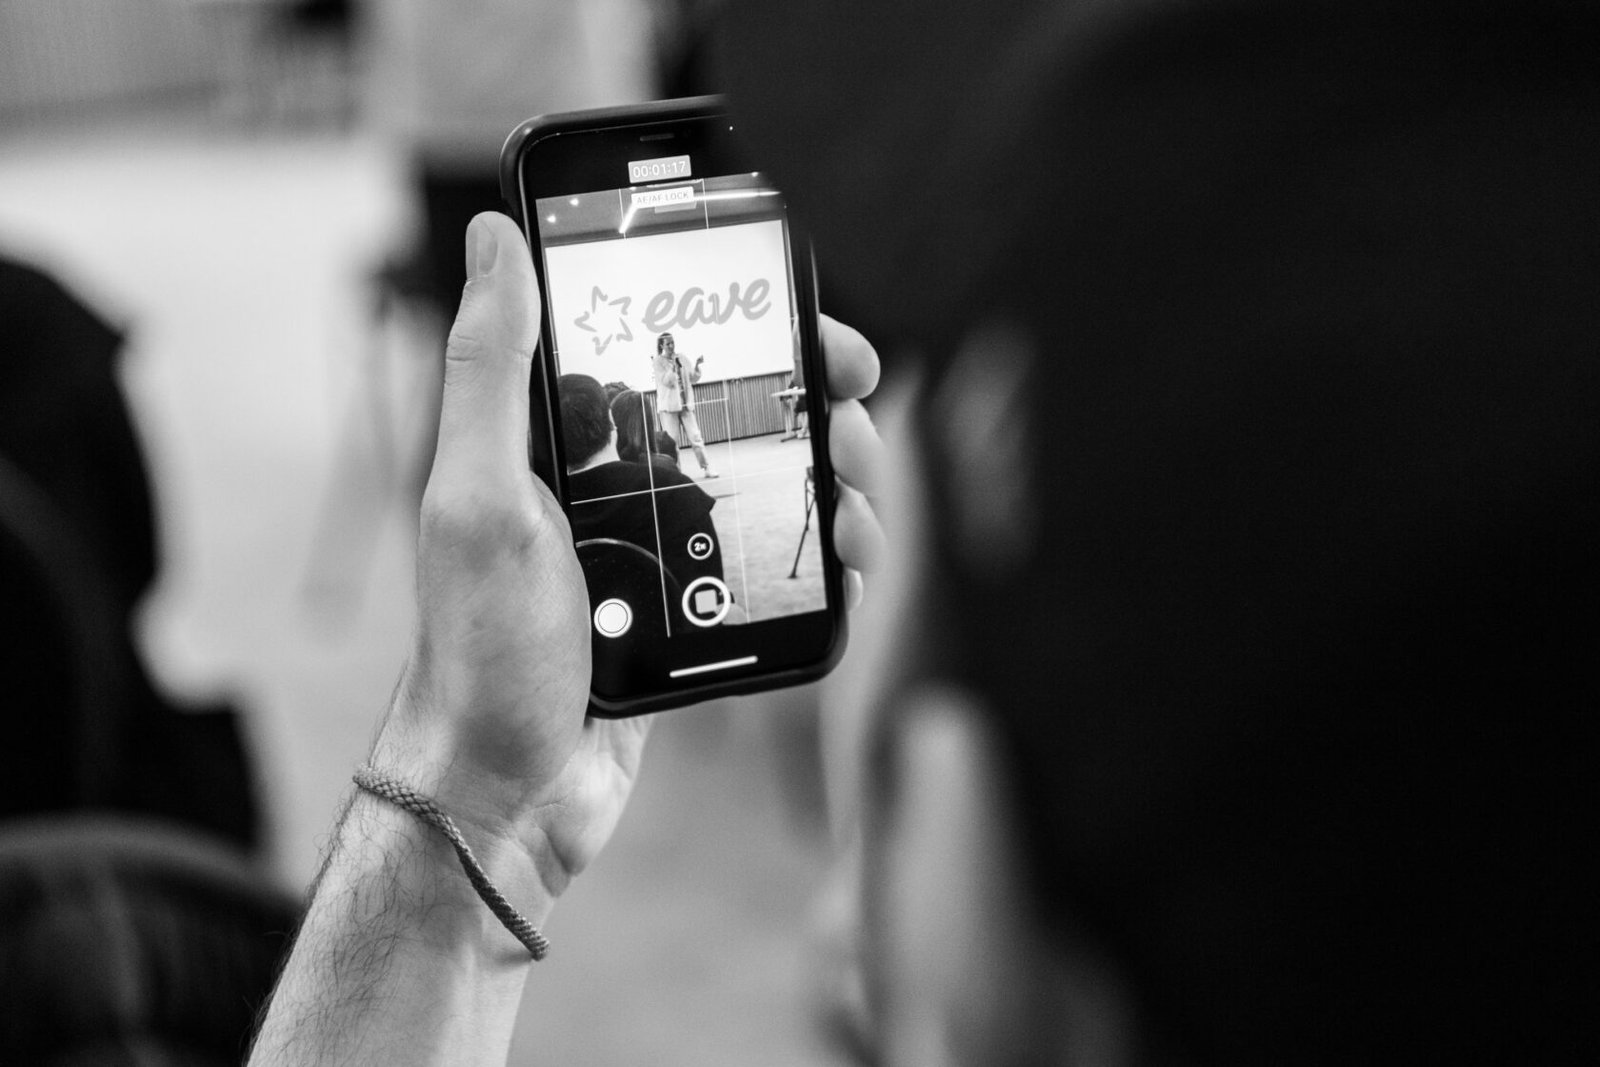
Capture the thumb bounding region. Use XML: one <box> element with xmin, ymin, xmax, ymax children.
<box><xmin>433</xmin><ymin>212</ymin><xmax>542</xmax><ymax>482</ymax></box>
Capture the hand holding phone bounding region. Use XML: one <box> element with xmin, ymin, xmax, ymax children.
<box><xmin>376</xmin><ymin>207</ymin><xmax>883</xmax><ymax>909</ymax></box>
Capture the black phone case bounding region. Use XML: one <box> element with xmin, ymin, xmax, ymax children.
<box><xmin>499</xmin><ymin>97</ymin><xmax>846</xmax><ymax>717</ymax></box>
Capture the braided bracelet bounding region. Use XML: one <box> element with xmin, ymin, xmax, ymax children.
<box><xmin>353</xmin><ymin>764</ymin><xmax>550</xmax><ymax>960</ymax></box>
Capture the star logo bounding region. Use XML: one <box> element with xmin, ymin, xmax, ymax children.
<box><xmin>574</xmin><ymin>286</ymin><xmax>633</xmax><ymax>355</ymax></box>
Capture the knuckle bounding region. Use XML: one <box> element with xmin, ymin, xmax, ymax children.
<box><xmin>419</xmin><ymin>479</ymin><xmax>570</xmax><ymax>571</ymax></box>
<box><xmin>422</xmin><ymin>486</ymin><xmax>524</xmax><ymax>548</ymax></box>
<box><xmin>444</xmin><ymin>328</ymin><xmax>521</xmax><ymax>380</ymax></box>
<box><xmin>445</xmin><ymin>289</ymin><xmax>534</xmax><ymax>372</ymax></box>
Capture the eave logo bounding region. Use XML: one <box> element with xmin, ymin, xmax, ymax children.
<box><xmin>575</xmin><ymin>280</ymin><xmax>772</xmax><ymax>355</ymax></box>
<box><xmin>546</xmin><ymin>218</ymin><xmax>795</xmax><ymax>386</ymax></box>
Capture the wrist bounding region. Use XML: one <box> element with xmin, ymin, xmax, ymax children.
<box><xmin>339</xmin><ymin>787</ymin><xmax>555</xmax><ymax>964</ymax></box>
<box><xmin>370</xmin><ymin>653</ymin><xmax>633</xmax><ymax>915</ymax></box>
<box><xmin>366</xmin><ymin>707</ymin><xmax>577</xmax><ymax>908</ymax></box>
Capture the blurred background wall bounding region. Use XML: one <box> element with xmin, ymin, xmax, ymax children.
<box><xmin>0</xmin><ymin>2</ymin><xmax>217</xmax><ymax>116</ymax></box>
<box><xmin>1</xmin><ymin>2</ymin><xmax>850</xmax><ymax>1063</ymax></box>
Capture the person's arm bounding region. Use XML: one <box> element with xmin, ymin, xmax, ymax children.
<box><xmin>250</xmin><ymin>213</ymin><xmax>884</xmax><ymax>1065</ymax></box>
<box><xmin>246</xmin><ymin>789</ymin><xmax>546</xmax><ymax>1064</ymax></box>
<box><xmin>250</xmin><ymin>213</ymin><xmax>643</xmax><ymax>1065</ymax></box>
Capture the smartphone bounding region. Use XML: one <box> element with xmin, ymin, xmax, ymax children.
<box><xmin>500</xmin><ymin>95</ymin><xmax>846</xmax><ymax>716</ymax></box>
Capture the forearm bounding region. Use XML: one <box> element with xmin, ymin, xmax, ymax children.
<box><xmin>249</xmin><ymin>789</ymin><xmax>551</xmax><ymax>1067</ymax></box>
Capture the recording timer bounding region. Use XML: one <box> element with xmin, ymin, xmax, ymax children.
<box><xmin>628</xmin><ymin>154</ymin><xmax>692</xmax><ymax>183</ymax></box>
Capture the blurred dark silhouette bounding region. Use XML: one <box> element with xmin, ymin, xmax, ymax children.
<box><xmin>722</xmin><ymin>0</ymin><xmax>1599</xmax><ymax>1062</ymax></box>
<box><xmin>0</xmin><ymin>257</ymin><xmax>260</xmax><ymax>850</ymax></box>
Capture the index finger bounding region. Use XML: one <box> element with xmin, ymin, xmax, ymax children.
<box><xmin>821</xmin><ymin>314</ymin><xmax>881</xmax><ymax>400</ymax></box>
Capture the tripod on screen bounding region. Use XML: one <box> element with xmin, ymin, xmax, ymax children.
<box><xmin>788</xmin><ymin>466</ymin><xmax>816</xmax><ymax>579</ymax></box>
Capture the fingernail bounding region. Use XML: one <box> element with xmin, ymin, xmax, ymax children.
<box><xmin>467</xmin><ymin>216</ymin><xmax>500</xmax><ymax>280</ymax></box>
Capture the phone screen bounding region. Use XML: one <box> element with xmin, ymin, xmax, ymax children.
<box><xmin>530</xmin><ymin>160</ymin><xmax>834</xmax><ymax>699</ymax></box>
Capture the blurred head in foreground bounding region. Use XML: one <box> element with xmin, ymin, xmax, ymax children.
<box><xmin>725</xmin><ymin>2</ymin><xmax>1598</xmax><ymax>1063</ymax></box>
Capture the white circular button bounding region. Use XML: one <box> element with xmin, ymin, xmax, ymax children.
<box><xmin>681</xmin><ymin>577</ymin><xmax>732</xmax><ymax>627</ymax></box>
<box><xmin>593</xmin><ymin>598</ymin><xmax>633</xmax><ymax>638</ymax></box>
<box><xmin>687</xmin><ymin>532</ymin><xmax>714</xmax><ymax>560</ymax></box>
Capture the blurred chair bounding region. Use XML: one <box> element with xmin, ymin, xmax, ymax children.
<box><xmin>0</xmin><ymin>814</ymin><xmax>300</xmax><ymax>1065</ymax></box>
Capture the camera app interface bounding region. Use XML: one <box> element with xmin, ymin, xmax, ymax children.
<box><xmin>536</xmin><ymin>171</ymin><xmax>824</xmax><ymax>641</ymax></box>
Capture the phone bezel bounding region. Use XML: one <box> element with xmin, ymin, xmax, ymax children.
<box><xmin>500</xmin><ymin>96</ymin><xmax>847</xmax><ymax>716</ymax></box>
